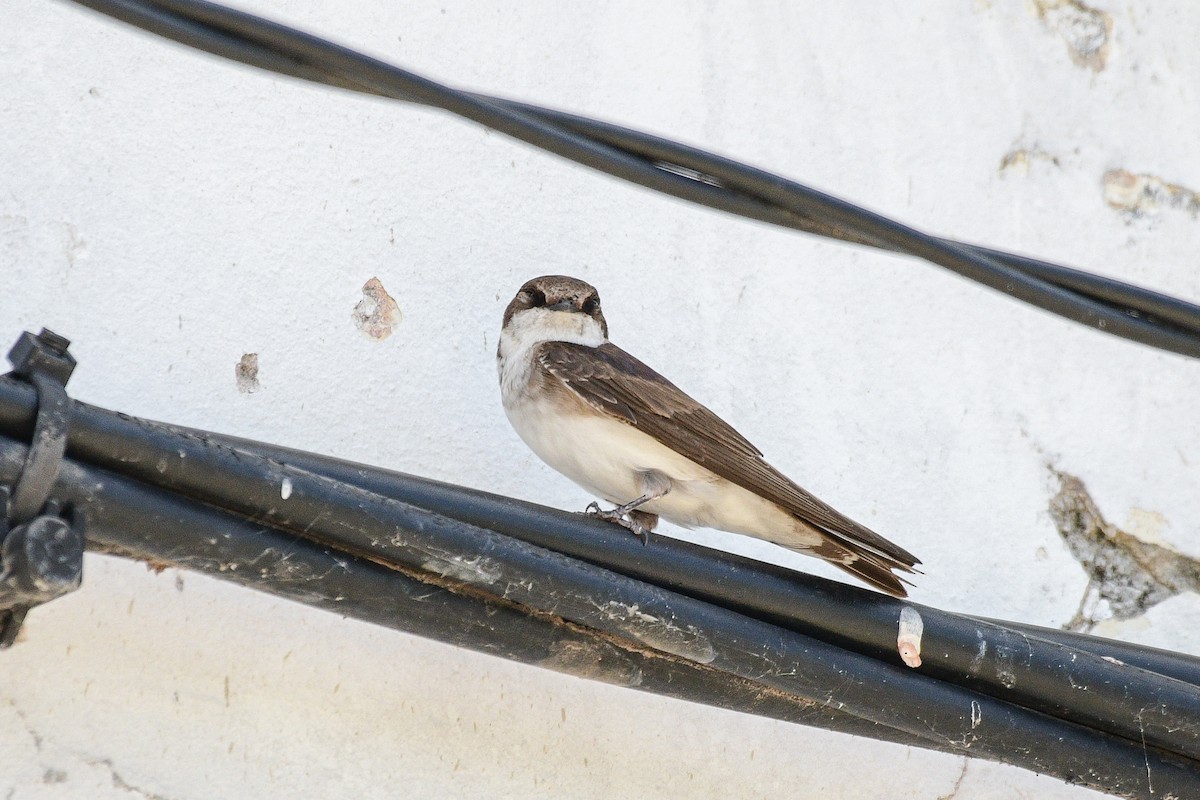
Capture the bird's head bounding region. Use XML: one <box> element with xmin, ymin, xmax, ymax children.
<box><xmin>500</xmin><ymin>275</ymin><xmax>609</xmax><ymax>354</ymax></box>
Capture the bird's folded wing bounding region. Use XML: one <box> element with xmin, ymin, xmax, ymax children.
<box><xmin>537</xmin><ymin>340</ymin><xmax>919</xmax><ymax>568</ymax></box>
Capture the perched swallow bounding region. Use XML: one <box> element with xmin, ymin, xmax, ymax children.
<box><xmin>496</xmin><ymin>275</ymin><xmax>920</xmax><ymax>596</ymax></box>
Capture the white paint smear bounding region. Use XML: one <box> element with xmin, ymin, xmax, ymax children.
<box><xmin>897</xmin><ymin>607</ymin><xmax>924</xmax><ymax>668</ymax></box>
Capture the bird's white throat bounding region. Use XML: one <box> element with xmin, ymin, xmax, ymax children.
<box><xmin>497</xmin><ymin>307</ymin><xmax>607</xmax><ymax>384</ymax></box>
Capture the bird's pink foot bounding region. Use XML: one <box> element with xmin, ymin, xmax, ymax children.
<box><xmin>585</xmin><ymin>501</ymin><xmax>652</xmax><ymax>545</ymax></box>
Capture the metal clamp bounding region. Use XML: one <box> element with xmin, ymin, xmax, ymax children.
<box><xmin>0</xmin><ymin>329</ymin><xmax>83</xmax><ymax>648</ymax></box>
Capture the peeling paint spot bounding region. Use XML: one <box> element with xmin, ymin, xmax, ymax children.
<box><xmin>1033</xmin><ymin>0</ymin><xmax>1112</xmax><ymax>72</ymax></box>
<box><xmin>595</xmin><ymin>601</ymin><xmax>716</xmax><ymax>663</ymax></box>
<box><xmin>897</xmin><ymin>607</ymin><xmax>924</xmax><ymax>668</ymax></box>
<box><xmin>1124</xmin><ymin>508</ymin><xmax>1171</xmax><ymax>547</ymax></box>
<box><xmin>62</xmin><ymin>222</ymin><xmax>87</xmax><ymax>268</ymax></box>
<box><xmin>235</xmin><ymin>353</ymin><xmax>260</xmax><ymax>394</ymax></box>
<box><xmin>1103</xmin><ymin>169</ymin><xmax>1200</xmax><ymax>218</ymax></box>
<box><xmin>42</xmin><ymin>768</ymin><xmax>67</xmax><ymax>784</ymax></box>
<box><xmin>999</xmin><ymin>145</ymin><xmax>1060</xmax><ymax>177</ymax></box>
<box><xmin>352</xmin><ymin>277</ymin><xmax>402</xmax><ymax>340</ymax></box>
<box><xmin>1049</xmin><ymin>471</ymin><xmax>1200</xmax><ymax>631</ymax></box>
<box><xmin>970</xmin><ymin>700</ymin><xmax>982</xmax><ymax>729</ymax></box>
<box><xmin>280</xmin><ymin>477</ymin><xmax>293</xmax><ymax>500</ymax></box>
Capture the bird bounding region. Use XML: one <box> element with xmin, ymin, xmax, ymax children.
<box><xmin>496</xmin><ymin>275</ymin><xmax>920</xmax><ymax>596</ymax></box>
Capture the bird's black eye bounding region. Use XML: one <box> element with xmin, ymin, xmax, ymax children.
<box><xmin>581</xmin><ymin>297</ymin><xmax>598</xmax><ymax>314</ymax></box>
<box><xmin>524</xmin><ymin>288</ymin><xmax>546</xmax><ymax>307</ymax></box>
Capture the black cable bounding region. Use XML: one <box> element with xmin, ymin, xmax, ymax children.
<box><xmin>0</xmin><ymin>437</ymin><xmax>934</xmax><ymax>751</ymax></box>
<box><xmin>0</xmin><ymin>388</ymin><xmax>1133</xmax><ymax>759</ymax></box>
<box><xmin>973</xmin><ymin>617</ymin><xmax>1200</xmax><ymax>687</ymax></box>
<box><xmin>2</xmin><ymin>378</ymin><xmax>1199</xmax><ymax>797</ymax></box>
<box><xmin>173</xmin><ymin>427</ymin><xmax>1200</xmax><ymax>763</ymax></box>
<box><xmin>58</xmin><ymin>0</ymin><xmax>1200</xmax><ymax>359</ymax></box>
<box><xmin>508</xmin><ymin>107</ymin><xmax>1200</xmax><ymax>338</ymax></box>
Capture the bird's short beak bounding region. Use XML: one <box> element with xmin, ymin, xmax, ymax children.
<box><xmin>545</xmin><ymin>300</ymin><xmax>575</xmax><ymax>312</ymax></box>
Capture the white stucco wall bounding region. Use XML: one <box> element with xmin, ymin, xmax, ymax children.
<box><xmin>2</xmin><ymin>1</ymin><xmax>1199</xmax><ymax>797</ymax></box>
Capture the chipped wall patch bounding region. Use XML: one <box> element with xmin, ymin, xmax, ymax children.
<box><xmin>1103</xmin><ymin>169</ymin><xmax>1200</xmax><ymax>219</ymax></box>
<box><xmin>1049</xmin><ymin>470</ymin><xmax>1200</xmax><ymax>631</ymax></box>
<box><xmin>352</xmin><ymin>277</ymin><xmax>402</xmax><ymax>340</ymax></box>
<box><xmin>1033</xmin><ymin>0</ymin><xmax>1112</xmax><ymax>72</ymax></box>
<box><xmin>999</xmin><ymin>145</ymin><xmax>1061</xmax><ymax>177</ymax></box>
<box><xmin>235</xmin><ymin>353</ymin><xmax>260</xmax><ymax>394</ymax></box>
<box><xmin>897</xmin><ymin>607</ymin><xmax>924</xmax><ymax>668</ymax></box>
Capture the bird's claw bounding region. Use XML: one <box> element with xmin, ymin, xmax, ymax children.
<box><xmin>584</xmin><ymin>503</ymin><xmax>649</xmax><ymax>546</ymax></box>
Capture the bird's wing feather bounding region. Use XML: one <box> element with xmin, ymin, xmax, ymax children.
<box><xmin>537</xmin><ymin>341</ymin><xmax>919</xmax><ymax>569</ymax></box>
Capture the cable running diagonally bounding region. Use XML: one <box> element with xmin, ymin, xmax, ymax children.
<box><xmin>61</xmin><ymin>0</ymin><xmax>1200</xmax><ymax>359</ymax></box>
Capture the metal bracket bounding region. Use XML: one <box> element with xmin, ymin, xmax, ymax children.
<box><xmin>0</xmin><ymin>329</ymin><xmax>83</xmax><ymax>648</ymax></box>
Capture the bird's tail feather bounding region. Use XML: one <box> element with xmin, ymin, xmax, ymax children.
<box><xmin>802</xmin><ymin>531</ymin><xmax>920</xmax><ymax>598</ymax></box>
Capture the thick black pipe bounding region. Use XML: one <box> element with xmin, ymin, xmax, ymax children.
<box><xmin>87</xmin><ymin>412</ymin><xmax>1200</xmax><ymax>694</ymax></box>
<box><xmin>0</xmin><ymin>386</ymin><xmax>1197</xmax><ymax>796</ymax></box>
<box><xmin>60</xmin><ymin>0</ymin><xmax>1200</xmax><ymax>358</ymax></box>
<box><xmin>974</xmin><ymin>617</ymin><xmax>1200</xmax><ymax>686</ymax></box>
<box><xmin>6</xmin><ymin>405</ymin><xmax>1041</xmax><ymax>748</ymax></box>
<box><xmin>299</xmin><ymin>450</ymin><xmax>1200</xmax><ymax>682</ymax></box>
<box><xmin>194</xmin><ymin>430</ymin><xmax>1200</xmax><ymax>762</ymax></box>
<box><xmin>0</xmin><ymin>440</ymin><xmax>935</xmax><ymax>749</ymax></box>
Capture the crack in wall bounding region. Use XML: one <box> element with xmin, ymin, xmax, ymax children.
<box><xmin>936</xmin><ymin>759</ymin><xmax>970</xmax><ymax>800</ymax></box>
<box><xmin>1048</xmin><ymin>471</ymin><xmax>1200</xmax><ymax>631</ymax></box>
<box><xmin>88</xmin><ymin>758</ymin><xmax>177</xmax><ymax>800</ymax></box>
<box><xmin>6</xmin><ymin>698</ymin><xmax>43</xmax><ymax>752</ymax></box>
